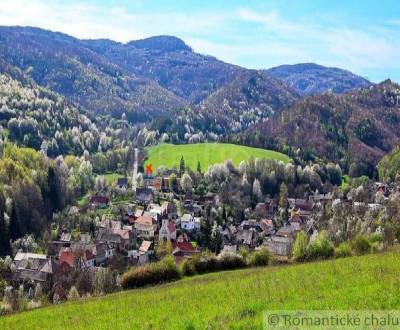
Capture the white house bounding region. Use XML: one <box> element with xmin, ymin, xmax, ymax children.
<box><xmin>180</xmin><ymin>213</ymin><xmax>195</xmax><ymax>231</ymax></box>
<box><xmin>159</xmin><ymin>219</ymin><xmax>177</xmax><ymax>240</ymax></box>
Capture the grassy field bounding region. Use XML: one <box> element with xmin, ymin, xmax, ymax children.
<box><xmin>146</xmin><ymin>143</ymin><xmax>290</xmax><ymax>171</ymax></box>
<box><xmin>2</xmin><ymin>252</ymin><xmax>400</xmax><ymax>329</ymax></box>
<box><xmin>102</xmin><ymin>172</ymin><xmax>124</xmax><ymax>185</ymax></box>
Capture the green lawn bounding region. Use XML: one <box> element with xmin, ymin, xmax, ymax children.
<box><xmin>101</xmin><ymin>172</ymin><xmax>124</xmax><ymax>185</ymax></box>
<box><xmin>2</xmin><ymin>252</ymin><xmax>400</xmax><ymax>329</ymax></box>
<box><xmin>146</xmin><ymin>143</ymin><xmax>290</xmax><ymax>171</ymax></box>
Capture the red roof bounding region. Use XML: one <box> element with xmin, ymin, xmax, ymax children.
<box><xmin>136</xmin><ymin>215</ymin><xmax>157</xmax><ymax>225</ymax></box>
<box><xmin>59</xmin><ymin>249</ymin><xmax>75</xmax><ymax>268</ymax></box>
<box><xmin>89</xmin><ymin>195</ymin><xmax>109</xmax><ymax>204</ymax></box>
<box><xmin>171</xmin><ymin>236</ymin><xmax>195</xmax><ymax>252</ymax></box>
<box><xmin>167</xmin><ymin>222</ymin><xmax>176</xmax><ymax>234</ymax></box>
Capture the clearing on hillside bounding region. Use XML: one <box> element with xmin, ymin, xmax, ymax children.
<box><xmin>2</xmin><ymin>252</ymin><xmax>400</xmax><ymax>329</ymax></box>
<box><xmin>145</xmin><ymin>143</ymin><xmax>290</xmax><ymax>171</ymax></box>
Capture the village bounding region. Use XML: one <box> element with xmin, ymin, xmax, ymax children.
<box><xmin>8</xmin><ymin>156</ymin><xmax>393</xmax><ymax>296</ymax></box>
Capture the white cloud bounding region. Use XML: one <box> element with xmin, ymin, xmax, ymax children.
<box><xmin>0</xmin><ymin>1</ymin><xmax>398</xmax><ymax>81</ymax></box>
<box><xmin>0</xmin><ymin>0</ymin><xmax>228</xmax><ymax>42</ymax></box>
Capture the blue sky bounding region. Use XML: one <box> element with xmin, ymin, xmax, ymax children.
<box><xmin>1</xmin><ymin>0</ymin><xmax>400</xmax><ymax>82</ymax></box>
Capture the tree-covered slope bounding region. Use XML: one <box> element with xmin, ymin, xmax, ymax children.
<box><xmin>267</xmin><ymin>63</ymin><xmax>372</xmax><ymax>96</ymax></box>
<box><xmin>198</xmin><ymin>70</ymin><xmax>300</xmax><ymax>133</ymax></box>
<box><xmin>0</xmin><ymin>27</ymin><xmax>186</xmax><ymax>120</ymax></box>
<box><xmin>236</xmin><ymin>80</ymin><xmax>400</xmax><ymax>176</ymax></box>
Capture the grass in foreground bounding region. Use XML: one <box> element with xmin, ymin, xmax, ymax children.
<box><xmin>146</xmin><ymin>143</ymin><xmax>290</xmax><ymax>171</ymax></box>
<box><xmin>2</xmin><ymin>252</ymin><xmax>400</xmax><ymax>329</ymax></box>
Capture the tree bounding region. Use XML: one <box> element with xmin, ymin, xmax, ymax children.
<box><xmin>197</xmin><ymin>161</ymin><xmax>201</xmax><ymax>174</ymax></box>
<box><xmin>278</xmin><ymin>183</ymin><xmax>289</xmax><ymax>226</ymax></box>
<box><xmin>180</xmin><ymin>173</ymin><xmax>193</xmax><ymax>193</ymax></box>
<box><xmin>252</xmin><ymin>179</ymin><xmax>262</xmax><ymax>200</ymax></box>
<box><xmin>0</xmin><ymin>191</ymin><xmax>10</xmax><ymax>255</ymax></box>
<box><xmin>9</xmin><ymin>204</ymin><xmax>20</xmax><ymax>241</ymax></box>
<box><xmin>169</xmin><ymin>174</ymin><xmax>178</xmax><ymax>193</ymax></box>
<box><xmin>292</xmin><ymin>231</ymin><xmax>308</xmax><ymax>261</ymax></box>
<box><xmin>47</xmin><ymin>165</ymin><xmax>63</xmax><ymax>212</ymax></box>
<box><xmin>179</xmin><ymin>156</ymin><xmax>185</xmax><ymax>176</ymax></box>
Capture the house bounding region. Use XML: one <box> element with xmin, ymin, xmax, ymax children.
<box><xmin>183</xmin><ymin>191</ymin><xmax>193</xmax><ymax>207</ymax></box>
<box><xmin>60</xmin><ymin>232</ymin><xmax>72</xmax><ymax>243</ymax></box>
<box><xmin>171</xmin><ymin>234</ymin><xmax>199</xmax><ymax>263</ymax></box>
<box><xmin>180</xmin><ymin>213</ymin><xmax>195</xmax><ymax>231</ymax></box>
<box><xmin>184</xmin><ymin>203</ymin><xmax>202</xmax><ymax>217</ymax></box>
<box><xmin>95</xmin><ymin>242</ymin><xmax>114</xmax><ymax>265</ymax></box>
<box><xmin>159</xmin><ymin>219</ymin><xmax>177</xmax><ymax>241</ymax></box>
<box><xmin>199</xmin><ymin>192</ymin><xmax>215</xmax><ymax>205</ymax></box>
<box><xmin>136</xmin><ymin>187</ymin><xmax>153</xmax><ymax>206</ymax></box>
<box><xmin>264</xmin><ymin>198</ymin><xmax>278</xmax><ymax>216</ymax></box>
<box><xmin>58</xmin><ymin>247</ymin><xmax>95</xmax><ymax>269</ymax></box>
<box><xmin>148</xmin><ymin>203</ymin><xmax>163</xmax><ymax>219</ymax></box>
<box><xmin>221</xmin><ymin>225</ymin><xmax>237</xmax><ymax>244</ymax></box>
<box><xmin>265</xmin><ymin>235</ymin><xmax>293</xmax><ymax>257</ymax></box>
<box><xmin>240</xmin><ymin>220</ymin><xmax>267</xmax><ymax>233</ymax></box>
<box><xmin>135</xmin><ymin>215</ymin><xmax>158</xmax><ymax>238</ymax></box>
<box><xmin>290</xmin><ymin>199</ymin><xmax>313</xmax><ymax>212</ymax></box>
<box><xmin>139</xmin><ymin>240</ymin><xmax>153</xmax><ymax>254</ymax></box>
<box><xmin>161</xmin><ymin>201</ymin><xmax>177</xmax><ymax>219</ymax></box>
<box><xmin>275</xmin><ymin>226</ymin><xmax>297</xmax><ymax>239</ymax></box>
<box><xmin>48</xmin><ymin>231</ymin><xmax>72</xmax><ymax>255</ymax></box>
<box><xmin>117</xmin><ymin>177</ymin><xmax>128</xmax><ymax>190</ymax></box>
<box><xmin>255</xmin><ymin>203</ymin><xmax>268</xmax><ymax>219</ymax></box>
<box><xmin>98</xmin><ymin>219</ymin><xmax>134</xmax><ymax>248</ymax></box>
<box><xmin>236</xmin><ymin>229</ymin><xmax>259</xmax><ymax>247</ymax></box>
<box><xmin>288</xmin><ymin>214</ymin><xmax>303</xmax><ymax>231</ymax></box>
<box><xmin>260</xmin><ymin>219</ymin><xmax>274</xmax><ymax>234</ymax></box>
<box><xmin>13</xmin><ymin>253</ymin><xmax>55</xmax><ymax>283</ymax></box>
<box><xmin>89</xmin><ymin>194</ymin><xmax>109</xmax><ymax>209</ymax></box>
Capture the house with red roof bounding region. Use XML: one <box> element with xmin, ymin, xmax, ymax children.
<box><xmin>134</xmin><ymin>215</ymin><xmax>158</xmax><ymax>238</ymax></box>
<box><xmin>159</xmin><ymin>219</ymin><xmax>177</xmax><ymax>240</ymax></box>
<box><xmin>58</xmin><ymin>247</ymin><xmax>95</xmax><ymax>269</ymax></box>
<box><xmin>171</xmin><ymin>234</ymin><xmax>199</xmax><ymax>263</ymax></box>
<box><xmin>89</xmin><ymin>194</ymin><xmax>109</xmax><ymax>209</ymax></box>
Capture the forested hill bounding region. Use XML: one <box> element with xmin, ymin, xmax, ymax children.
<box><xmin>267</xmin><ymin>63</ymin><xmax>372</xmax><ymax>96</ymax></box>
<box><xmin>0</xmin><ymin>26</ymin><xmax>372</xmax><ymax>132</ymax></box>
<box><xmin>0</xmin><ymin>26</ymin><xmax>186</xmax><ymax>120</ymax></box>
<box><xmin>236</xmin><ymin>80</ymin><xmax>400</xmax><ymax>177</ymax></box>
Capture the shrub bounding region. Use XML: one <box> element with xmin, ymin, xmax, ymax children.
<box><xmin>68</xmin><ymin>286</ymin><xmax>80</xmax><ymax>301</ymax></box>
<box><xmin>219</xmin><ymin>254</ymin><xmax>246</xmax><ymax>270</ymax></box>
<box><xmin>238</xmin><ymin>245</ymin><xmax>250</xmax><ymax>259</ymax></box>
<box><xmin>292</xmin><ymin>231</ymin><xmax>308</xmax><ymax>261</ymax></box>
<box><xmin>121</xmin><ymin>256</ymin><xmax>181</xmax><ymax>289</ymax></box>
<box><xmin>335</xmin><ymin>242</ymin><xmax>353</xmax><ymax>258</ymax></box>
<box><xmin>307</xmin><ymin>231</ymin><xmax>334</xmax><ymax>261</ymax></box>
<box><xmin>247</xmin><ymin>248</ymin><xmax>271</xmax><ymax>267</ymax></box>
<box><xmin>352</xmin><ymin>235</ymin><xmax>371</xmax><ymax>255</ymax></box>
<box><xmin>94</xmin><ymin>267</ymin><xmax>117</xmax><ymax>295</ymax></box>
<box><xmin>180</xmin><ymin>258</ymin><xmax>196</xmax><ymax>276</ymax></box>
<box><xmin>191</xmin><ymin>254</ymin><xmax>220</xmax><ymax>274</ymax></box>
<box><xmin>181</xmin><ymin>253</ymin><xmax>246</xmax><ymax>276</ymax></box>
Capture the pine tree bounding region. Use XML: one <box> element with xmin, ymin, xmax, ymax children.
<box><xmin>47</xmin><ymin>166</ymin><xmax>62</xmax><ymax>212</ymax></box>
<box><xmin>9</xmin><ymin>204</ymin><xmax>20</xmax><ymax>240</ymax></box>
<box><xmin>0</xmin><ymin>192</ymin><xmax>10</xmax><ymax>255</ymax></box>
<box><xmin>278</xmin><ymin>182</ymin><xmax>289</xmax><ymax>226</ymax></box>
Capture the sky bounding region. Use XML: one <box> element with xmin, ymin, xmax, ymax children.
<box><xmin>0</xmin><ymin>0</ymin><xmax>399</xmax><ymax>82</ymax></box>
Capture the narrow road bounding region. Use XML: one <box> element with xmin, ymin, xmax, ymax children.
<box><xmin>132</xmin><ymin>147</ymin><xmax>138</xmax><ymax>191</ymax></box>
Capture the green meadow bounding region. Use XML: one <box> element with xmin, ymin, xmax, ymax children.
<box><xmin>145</xmin><ymin>143</ymin><xmax>290</xmax><ymax>171</ymax></box>
<box><xmin>2</xmin><ymin>252</ymin><xmax>400</xmax><ymax>329</ymax></box>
